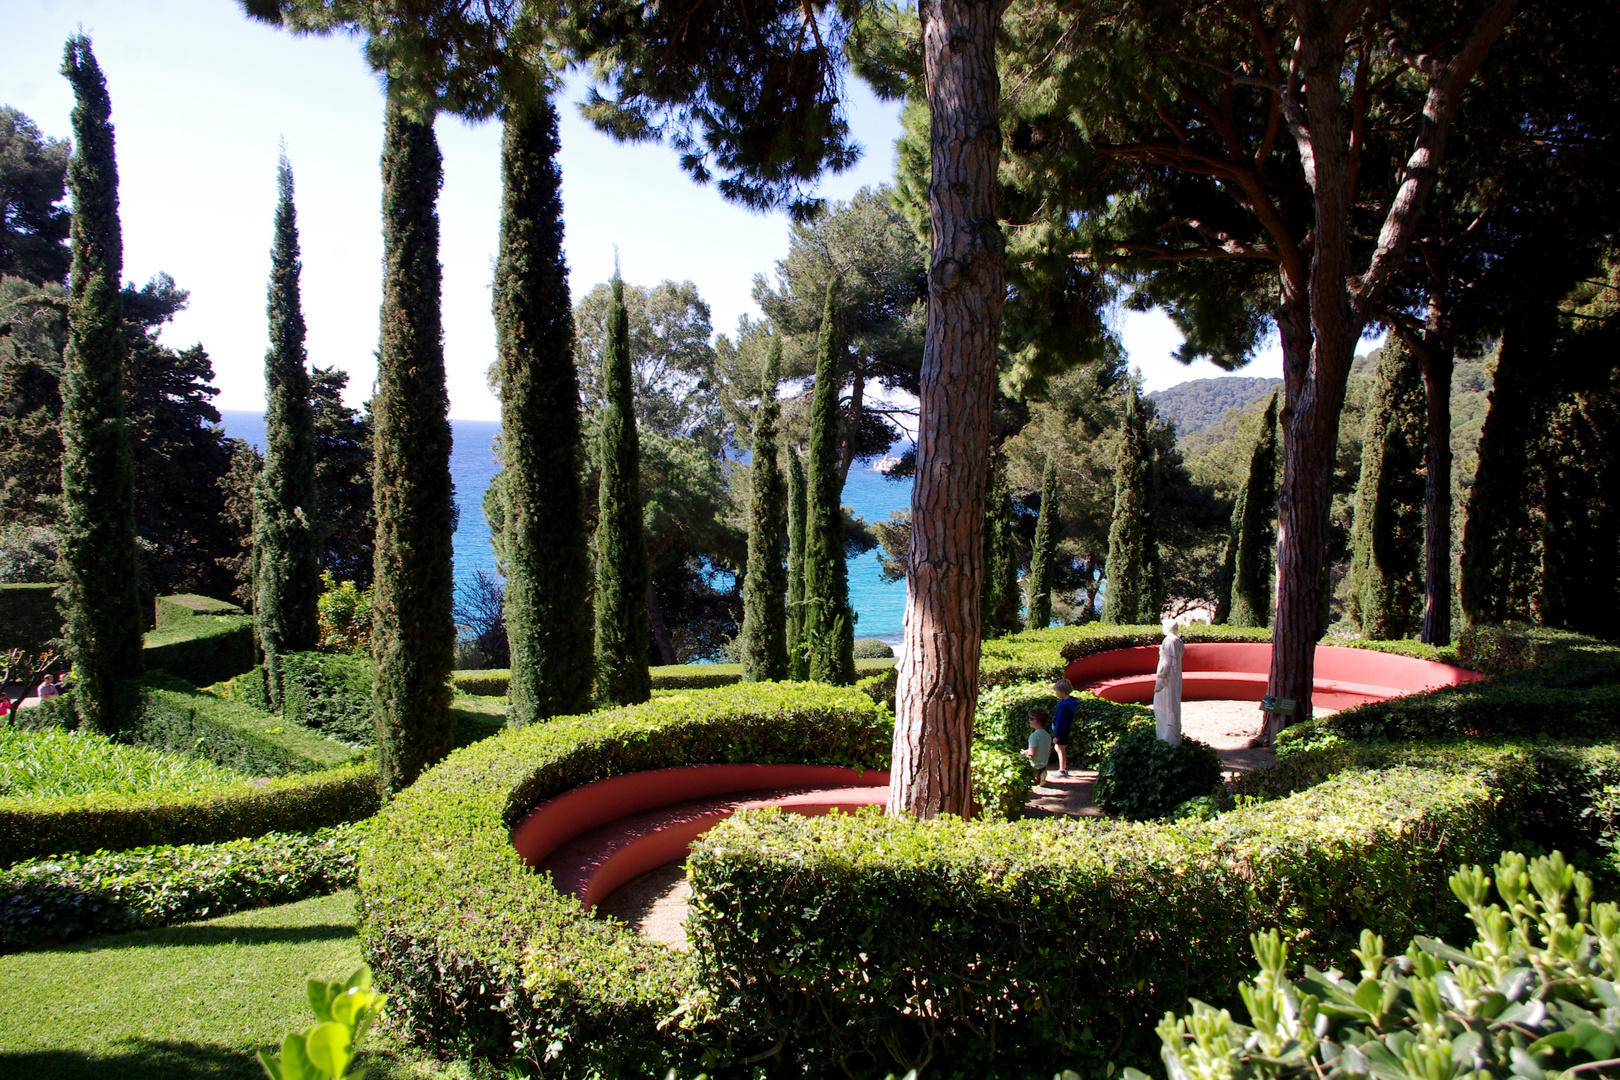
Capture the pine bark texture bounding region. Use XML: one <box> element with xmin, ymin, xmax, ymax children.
<box><xmin>1103</xmin><ymin>387</ymin><xmax>1163</xmax><ymax>625</ymax></box>
<box><xmin>254</xmin><ymin>154</ymin><xmax>320</xmax><ymax>710</ymax></box>
<box><xmin>1026</xmin><ymin>455</ymin><xmax>1058</xmax><ymax>630</ymax></box>
<box><xmin>592</xmin><ymin>275</ymin><xmax>653</xmax><ymax>705</ymax></box>
<box><xmin>493</xmin><ymin>96</ymin><xmax>594</xmax><ymax>724</ymax></box>
<box><xmin>372</xmin><ymin>97</ymin><xmax>455</xmax><ymax>794</ymax></box>
<box><xmin>785</xmin><ymin>445</ymin><xmax>809</xmax><ymax>679</ymax></box>
<box><xmin>1348</xmin><ymin>345</ymin><xmax>1426</xmax><ymax>639</ymax></box>
<box><xmin>890</xmin><ymin>0</ymin><xmax>1005</xmax><ymax>819</ymax></box>
<box><xmin>803</xmin><ymin>280</ymin><xmax>856</xmax><ymax>685</ymax></box>
<box><xmin>981</xmin><ymin>451</ymin><xmax>1020</xmax><ymax>636</ymax></box>
<box><xmin>57</xmin><ymin>37</ymin><xmax>143</xmax><ymax>734</ymax></box>
<box><xmin>1225</xmin><ymin>393</ymin><xmax>1279</xmax><ymax>629</ymax></box>
<box><xmin>739</xmin><ymin>338</ymin><xmax>789</xmax><ymax>681</ymax></box>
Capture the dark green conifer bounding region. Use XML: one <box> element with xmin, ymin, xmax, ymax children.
<box><xmin>785</xmin><ymin>445</ymin><xmax>809</xmax><ymax>679</ymax></box>
<box><xmin>593</xmin><ymin>273</ymin><xmax>653</xmax><ymax>705</ymax></box>
<box><xmin>1538</xmin><ymin>393</ymin><xmax>1620</xmax><ymax>636</ymax></box>
<box><xmin>1347</xmin><ymin>344</ymin><xmax>1426</xmax><ymax>638</ymax></box>
<box><xmin>493</xmin><ymin>95</ymin><xmax>593</xmax><ymax>723</ymax></box>
<box><xmin>981</xmin><ymin>452</ymin><xmax>1020</xmax><ymax>637</ymax></box>
<box><xmin>1221</xmin><ymin>393</ymin><xmax>1279</xmax><ymax>628</ymax></box>
<box><xmin>1027</xmin><ymin>455</ymin><xmax>1059</xmax><ymax>630</ymax></box>
<box><xmin>1102</xmin><ymin>385</ymin><xmax>1163</xmax><ymax>625</ymax></box>
<box><xmin>739</xmin><ymin>338</ymin><xmax>789</xmax><ymax>680</ymax></box>
<box><xmin>57</xmin><ymin>36</ymin><xmax>142</xmax><ymax>733</ymax></box>
<box><xmin>254</xmin><ymin>153</ymin><xmax>320</xmax><ymax>709</ymax></box>
<box><xmin>372</xmin><ymin>95</ymin><xmax>455</xmax><ymax>794</ymax></box>
<box><xmin>802</xmin><ymin>279</ymin><xmax>855</xmax><ymax>684</ymax></box>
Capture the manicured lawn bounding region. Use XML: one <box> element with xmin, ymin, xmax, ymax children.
<box><xmin>0</xmin><ymin>891</ymin><xmax>464</xmax><ymax>1080</ymax></box>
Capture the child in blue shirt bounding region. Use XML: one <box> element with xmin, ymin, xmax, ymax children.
<box><xmin>1050</xmin><ymin>679</ymin><xmax>1078</xmax><ymax>776</ymax></box>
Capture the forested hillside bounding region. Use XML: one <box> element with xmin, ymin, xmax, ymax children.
<box><xmin>1147</xmin><ymin>377</ymin><xmax>1283</xmax><ymax>438</ymax></box>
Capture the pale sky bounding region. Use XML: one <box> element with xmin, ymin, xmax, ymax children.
<box><xmin>5</xmin><ymin>0</ymin><xmax>1286</xmax><ymax>422</ymax></box>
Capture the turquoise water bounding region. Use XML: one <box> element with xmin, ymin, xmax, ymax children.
<box><xmin>220</xmin><ymin>412</ymin><xmax>911</xmax><ymax>645</ymax></box>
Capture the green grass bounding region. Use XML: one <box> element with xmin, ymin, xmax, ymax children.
<box><xmin>0</xmin><ymin>727</ymin><xmax>243</xmax><ymax>799</ymax></box>
<box><xmin>0</xmin><ymin>890</ymin><xmax>467</xmax><ymax>1080</ymax></box>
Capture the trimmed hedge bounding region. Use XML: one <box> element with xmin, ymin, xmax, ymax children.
<box><xmin>0</xmin><ymin>822</ymin><xmax>360</xmax><ymax>949</ymax></box>
<box><xmin>0</xmin><ymin>761</ymin><xmax>378</xmax><ymax>866</ymax></box>
<box><xmin>975</xmin><ymin>682</ymin><xmax>1153</xmax><ymax>768</ymax></box>
<box><xmin>153</xmin><ymin>593</ymin><xmax>244</xmax><ymax>629</ymax></box>
<box><xmin>451</xmin><ymin>668</ymin><xmax>510</xmax><ymax>697</ymax></box>
<box><xmin>453</xmin><ymin>661</ymin><xmax>901</xmax><ymax>700</ymax></box>
<box><xmin>137</xmin><ymin>672</ymin><xmax>360</xmax><ymax>775</ymax></box>
<box><xmin>143</xmin><ymin>613</ymin><xmax>256</xmax><ymax>686</ymax></box>
<box><xmin>0</xmin><ymin>582</ymin><xmax>62</xmax><ymax>653</ymax></box>
<box><xmin>281</xmin><ymin>651</ymin><xmax>373</xmax><ymax>745</ymax></box>
<box><xmin>1092</xmin><ymin>727</ymin><xmax>1223</xmax><ymax>818</ymax></box>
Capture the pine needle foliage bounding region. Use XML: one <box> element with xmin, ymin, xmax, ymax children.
<box><xmin>739</xmin><ymin>337</ymin><xmax>789</xmax><ymax>681</ymax></box>
<box><xmin>57</xmin><ymin>36</ymin><xmax>142</xmax><ymax>734</ymax></box>
<box><xmin>982</xmin><ymin>452</ymin><xmax>1021</xmax><ymax>637</ymax></box>
<box><xmin>592</xmin><ymin>273</ymin><xmax>653</xmax><ymax>706</ymax></box>
<box><xmin>372</xmin><ymin>96</ymin><xmax>455</xmax><ymax>794</ymax></box>
<box><xmin>1223</xmin><ymin>392</ymin><xmax>1279</xmax><ymax>628</ymax></box>
<box><xmin>802</xmin><ymin>279</ymin><xmax>855</xmax><ymax>685</ymax></box>
<box><xmin>1027</xmin><ymin>455</ymin><xmax>1059</xmax><ymax>630</ymax></box>
<box><xmin>785</xmin><ymin>444</ymin><xmax>809</xmax><ymax>680</ymax></box>
<box><xmin>1347</xmin><ymin>344</ymin><xmax>1426</xmax><ymax>638</ymax></box>
<box><xmin>493</xmin><ymin>96</ymin><xmax>593</xmax><ymax>724</ymax></box>
<box><xmin>1103</xmin><ymin>385</ymin><xmax>1164</xmax><ymax>625</ymax></box>
<box><xmin>254</xmin><ymin>153</ymin><xmax>320</xmax><ymax>710</ymax></box>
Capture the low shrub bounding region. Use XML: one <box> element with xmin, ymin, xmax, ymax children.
<box><xmin>853</xmin><ymin>638</ymin><xmax>894</xmax><ymax>659</ymax></box>
<box><xmin>143</xmin><ymin>613</ymin><xmax>256</xmax><ymax>686</ymax></box>
<box><xmin>282</xmin><ymin>651</ymin><xmax>374</xmax><ymax>746</ymax></box>
<box><xmin>971</xmin><ymin>738</ymin><xmax>1034</xmax><ymax>821</ymax></box>
<box><xmin>975</xmin><ymin>682</ymin><xmax>1153</xmax><ymax>768</ymax></box>
<box><xmin>451</xmin><ymin>669</ymin><xmax>509</xmax><ymax>698</ymax></box>
<box><xmin>137</xmin><ymin>672</ymin><xmax>360</xmax><ymax>775</ymax></box>
<box><xmin>1288</xmin><ymin>680</ymin><xmax>1620</xmax><ymax>746</ymax></box>
<box><xmin>856</xmin><ymin>667</ymin><xmax>898</xmax><ymax>711</ymax></box>
<box><xmin>153</xmin><ymin>593</ymin><xmax>243</xmax><ymax>628</ymax></box>
<box><xmin>0</xmin><ymin>822</ymin><xmax>361</xmax><ymax>949</ymax></box>
<box><xmin>0</xmin><ymin>725</ymin><xmax>242</xmax><ymax>799</ymax></box>
<box><xmin>650</xmin><ymin>663</ymin><xmax>745</xmax><ymax>690</ymax></box>
<box><xmin>260</xmin><ymin>963</ymin><xmax>386</xmax><ymax>1080</ymax></box>
<box><xmin>0</xmin><ymin>582</ymin><xmax>62</xmax><ymax>653</ymax></box>
<box><xmin>0</xmin><ymin>761</ymin><xmax>378</xmax><ymax>866</ymax></box>
<box><xmin>1093</xmin><ymin>727</ymin><xmax>1224</xmax><ymax>819</ymax></box>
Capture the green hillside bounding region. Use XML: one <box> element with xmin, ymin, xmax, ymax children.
<box><xmin>1147</xmin><ymin>377</ymin><xmax>1284</xmax><ymax>439</ymax></box>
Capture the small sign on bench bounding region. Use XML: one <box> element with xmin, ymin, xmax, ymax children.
<box><xmin>1259</xmin><ymin>695</ymin><xmax>1297</xmax><ymax>716</ymax></box>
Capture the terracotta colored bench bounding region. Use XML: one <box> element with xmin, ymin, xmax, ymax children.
<box><xmin>511</xmin><ymin>764</ymin><xmax>889</xmax><ymax>909</ymax></box>
<box><xmin>1063</xmin><ymin>642</ymin><xmax>1486</xmax><ymax>710</ymax></box>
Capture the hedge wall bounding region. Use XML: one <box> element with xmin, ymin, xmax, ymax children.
<box><xmin>137</xmin><ymin>672</ymin><xmax>360</xmax><ymax>775</ymax></box>
<box><xmin>0</xmin><ymin>582</ymin><xmax>62</xmax><ymax>653</ymax></box>
<box><xmin>153</xmin><ymin>593</ymin><xmax>243</xmax><ymax>629</ymax></box>
<box><xmin>143</xmin><ymin>613</ymin><xmax>256</xmax><ymax>686</ymax></box>
<box><xmin>451</xmin><ymin>660</ymin><xmax>899</xmax><ymax>700</ymax></box>
<box><xmin>974</xmin><ymin>682</ymin><xmax>1153</xmax><ymax>768</ymax></box>
<box><xmin>281</xmin><ymin>651</ymin><xmax>373</xmax><ymax>745</ymax></box>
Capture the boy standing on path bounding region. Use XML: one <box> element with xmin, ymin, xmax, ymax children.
<box><xmin>1050</xmin><ymin>679</ymin><xmax>1077</xmax><ymax>776</ymax></box>
<box><xmin>1023</xmin><ymin>707</ymin><xmax>1055</xmax><ymax>785</ymax></box>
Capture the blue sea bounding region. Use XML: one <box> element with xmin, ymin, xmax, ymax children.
<box><xmin>220</xmin><ymin>411</ymin><xmax>912</xmax><ymax>648</ymax></box>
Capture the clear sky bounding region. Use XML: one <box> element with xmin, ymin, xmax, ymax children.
<box><xmin>5</xmin><ymin>0</ymin><xmax>1287</xmax><ymax>422</ymax></box>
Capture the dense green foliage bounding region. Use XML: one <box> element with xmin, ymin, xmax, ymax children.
<box><xmin>982</xmin><ymin>451</ymin><xmax>1022</xmax><ymax>636</ymax></box>
<box><xmin>801</xmin><ymin>280</ymin><xmax>855</xmax><ymax>684</ymax></box>
<box><xmin>0</xmin><ymin>725</ymin><xmax>240</xmax><ymax>800</ymax></box>
<box><xmin>155</xmin><ymin>593</ymin><xmax>242</xmax><ymax>626</ymax></box>
<box><xmin>494</xmin><ymin>95</ymin><xmax>594</xmax><ymax>724</ymax></box>
<box><xmin>1092</xmin><ymin>727</ymin><xmax>1224</xmax><ymax>819</ymax></box>
<box><xmin>739</xmin><ymin>338</ymin><xmax>789</xmax><ymax>680</ymax></box>
<box><xmin>134</xmin><ymin>670</ymin><xmax>359</xmax><ymax>775</ymax></box>
<box><xmin>1147</xmin><ymin>377</ymin><xmax>1283</xmax><ymax>439</ymax></box>
<box><xmin>785</xmin><ymin>445</ymin><xmax>809</xmax><ymax>679</ymax></box>
<box><xmin>592</xmin><ymin>274</ymin><xmax>654</xmax><ymax>704</ymax></box>
<box><xmin>0</xmin><ymin>582</ymin><xmax>63</xmax><ymax>652</ymax></box>
<box><xmin>975</xmin><ymin>679</ymin><xmax>1153</xmax><ymax>767</ymax></box>
<box><xmin>279</xmin><ymin>652</ymin><xmax>374</xmax><ymax>746</ymax></box>
<box><xmin>371</xmin><ymin>95</ymin><xmax>455</xmax><ymax>794</ymax></box>
<box><xmin>0</xmin><ymin>823</ymin><xmax>359</xmax><ymax>949</ymax></box>
<box><xmin>143</xmin><ymin>612</ymin><xmax>257</xmax><ymax>688</ymax></box>
<box><xmin>259</xmin><ymin>964</ymin><xmax>385</xmax><ymax>1080</ymax></box>
<box><xmin>1027</xmin><ymin>455</ymin><xmax>1058</xmax><ymax>630</ymax></box>
<box><xmin>1348</xmin><ymin>344</ymin><xmax>1426</xmax><ymax>638</ymax></box>
<box><xmin>254</xmin><ymin>155</ymin><xmax>321</xmax><ymax>708</ymax></box>
<box><xmin>1221</xmin><ymin>393</ymin><xmax>1279</xmax><ymax>628</ymax></box>
<box><xmin>1104</xmin><ymin>386</ymin><xmax>1163</xmax><ymax>624</ymax></box>
<box><xmin>0</xmin><ymin>106</ymin><xmax>71</xmax><ymax>285</ymax></box>
<box><xmin>57</xmin><ymin>36</ymin><xmax>143</xmax><ymax>733</ymax></box>
<box><xmin>310</xmin><ymin>367</ymin><xmax>374</xmax><ymax>587</ymax></box>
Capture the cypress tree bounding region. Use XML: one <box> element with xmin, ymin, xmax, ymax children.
<box><xmin>57</xmin><ymin>37</ymin><xmax>142</xmax><ymax>733</ymax></box>
<box><xmin>372</xmin><ymin>94</ymin><xmax>455</xmax><ymax>794</ymax></box>
<box><xmin>1538</xmin><ymin>393</ymin><xmax>1620</xmax><ymax>636</ymax></box>
<box><xmin>739</xmin><ymin>338</ymin><xmax>789</xmax><ymax>680</ymax></box>
<box><xmin>981</xmin><ymin>452</ymin><xmax>1020</xmax><ymax>637</ymax></box>
<box><xmin>1223</xmin><ymin>393</ymin><xmax>1280</xmax><ymax>628</ymax></box>
<box><xmin>1027</xmin><ymin>455</ymin><xmax>1059</xmax><ymax>630</ymax></box>
<box><xmin>593</xmin><ymin>273</ymin><xmax>653</xmax><ymax>705</ymax></box>
<box><xmin>254</xmin><ymin>153</ymin><xmax>320</xmax><ymax>709</ymax></box>
<box><xmin>493</xmin><ymin>95</ymin><xmax>594</xmax><ymax>724</ymax></box>
<box><xmin>802</xmin><ymin>278</ymin><xmax>855</xmax><ymax>685</ymax></box>
<box><xmin>1347</xmin><ymin>344</ymin><xmax>1426</xmax><ymax>638</ymax></box>
<box><xmin>785</xmin><ymin>445</ymin><xmax>809</xmax><ymax>680</ymax></box>
<box><xmin>1102</xmin><ymin>385</ymin><xmax>1163</xmax><ymax>625</ymax></box>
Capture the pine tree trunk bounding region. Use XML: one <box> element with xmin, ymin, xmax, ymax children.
<box><xmin>889</xmin><ymin>0</ymin><xmax>1005</xmax><ymax>819</ymax></box>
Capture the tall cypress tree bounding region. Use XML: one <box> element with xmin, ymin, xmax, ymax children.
<box><xmin>739</xmin><ymin>337</ymin><xmax>789</xmax><ymax>680</ymax></box>
<box><xmin>1347</xmin><ymin>345</ymin><xmax>1426</xmax><ymax>638</ymax></box>
<box><xmin>254</xmin><ymin>153</ymin><xmax>320</xmax><ymax>709</ymax></box>
<box><xmin>57</xmin><ymin>37</ymin><xmax>142</xmax><ymax>733</ymax></box>
<box><xmin>372</xmin><ymin>94</ymin><xmax>455</xmax><ymax>794</ymax></box>
<box><xmin>802</xmin><ymin>279</ymin><xmax>855</xmax><ymax>685</ymax></box>
<box><xmin>1538</xmin><ymin>392</ymin><xmax>1620</xmax><ymax>636</ymax></box>
<box><xmin>785</xmin><ymin>445</ymin><xmax>809</xmax><ymax>680</ymax></box>
<box><xmin>1103</xmin><ymin>385</ymin><xmax>1163</xmax><ymax>625</ymax></box>
<box><xmin>1222</xmin><ymin>393</ymin><xmax>1279</xmax><ymax>628</ymax></box>
<box><xmin>1027</xmin><ymin>455</ymin><xmax>1059</xmax><ymax>630</ymax></box>
<box><xmin>593</xmin><ymin>273</ymin><xmax>653</xmax><ymax>705</ymax></box>
<box><xmin>981</xmin><ymin>452</ymin><xmax>1020</xmax><ymax>637</ymax></box>
<box><xmin>494</xmin><ymin>94</ymin><xmax>594</xmax><ymax>724</ymax></box>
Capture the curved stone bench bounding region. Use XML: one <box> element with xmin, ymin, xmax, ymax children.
<box><xmin>1063</xmin><ymin>642</ymin><xmax>1485</xmax><ymax>709</ymax></box>
<box><xmin>512</xmin><ymin>764</ymin><xmax>889</xmax><ymax>910</ymax></box>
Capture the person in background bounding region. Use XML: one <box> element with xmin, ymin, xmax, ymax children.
<box><xmin>1050</xmin><ymin>678</ymin><xmax>1077</xmax><ymax>776</ymax></box>
<box><xmin>36</xmin><ymin>673</ymin><xmax>60</xmax><ymax>699</ymax></box>
<box><xmin>1022</xmin><ymin>706</ymin><xmax>1055</xmax><ymax>785</ymax></box>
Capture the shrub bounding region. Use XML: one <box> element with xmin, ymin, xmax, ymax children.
<box><xmin>0</xmin><ymin>525</ymin><xmax>61</xmax><ymax>585</ymax></box>
<box><xmin>856</xmin><ymin>666</ymin><xmax>898</xmax><ymax>711</ymax></box>
<box><xmin>0</xmin><ymin>822</ymin><xmax>361</xmax><ymax>948</ymax></box>
<box><xmin>153</xmin><ymin>593</ymin><xmax>243</xmax><ymax>628</ymax></box>
<box><xmin>0</xmin><ymin>762</ymin><xmax>378</xmax><ymax>866</ymax></box>
<box><xmin>138</xmin><ymin>672</ymin><xmax>360</xmax><ymax>775</ymax></box>
<box><xmin>1093</xmin><ymin>727</ymin><xmax>1224</xmax><ymax>819</ymax></box>
<box><xmin>0</xmin><ymin>582</ymin><xmax>62</xmax><ymax>653</ymax></box>
<box><xmin>976</xmin><ymin>682</ymin><xmax>1153</xmax><ymax>768</ymax></box>
<box><xmin>0</xmin><ymin>725</ymin><xmax>242</xmax><ymax>799</ymax></box>
<box><xmin>853</xmin><ymin>638</ymin><xmax>894</xmax><ymax>659</ymax></box>
<box><xmin>649</xmin><ymin>663</ymin><xmax>745</xmax><ymax>690</ymax></box>
<box><xmin>143</xmin><ymin>613</ymin><xmax>257</xmax><ymax>686</ymax></box>
<box><xmin>451</xmin><ymin>669</ymin><xmax>509</xmax><ymax>697</ymax></box>
<box><xmin>259</xmin><ymin>964</ymin><xmax>385</xmax><ymax>1080</ymax></box>
<box><xmin>971</xmin><ymin>738</ymin><xmax>1034</xmax><ymax>821</ymax></box>
<box><xmin>282</xmin><ymin>651</ymin><xmax>374</xmax><ymax>745</ymax></box>
<box><xmin>317</xmin><ymin>572</ymin><xmax>374</xmax><ymax>654</ymax></box>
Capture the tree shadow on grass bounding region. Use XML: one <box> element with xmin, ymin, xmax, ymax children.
<box><xmin>49</xmin><ymin>922</ymin><xmax>357</xmax><ymax>954</ymax></box>
<box><xmin>0</xmin><ymin>1039</ymin><xmax>271</xmax><ymax>1080</ymax></box>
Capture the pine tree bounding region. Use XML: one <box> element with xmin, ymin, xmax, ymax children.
<box><xmin>1102</xmin><ymin>385</ymin><xmax>1163</xmax><ymax>625</ymax></box>
<box><xmin>372</xmin><ymin>95</ymin><xmax>455</xmax><ymax>794</ymax></box>
<box><xmin>593</xmin><ymin>273</ymin><xmax>653</xmax><ymax>705</ymax></box>
<box><xmin>802</xmin><ymin>279</ymin><xmax>855</xmax><ymax>684</ymax></box>
<box><xmin>739</xmin><ymin>338</ymin><xmax>790</xmax><ymax>680</ymax></box>
<box><xmin>981</xmin><ymin>452</ymin><xmax>1020</xmax><ymax>637</ymax></box>
<box><xmin>254</xmin><ymin>153</ymin><xmax>320</xmax><ymax>709</ymax></box>
<box><xmin>1222</xmin><ymin>393</ymin><xmax>1280</xmax><ymax>628</ymax></box>
<box><xmin>1027</xmin><ymin>455</ymin><xmax>1059</xmax><ymax>630</ymax></box>
<box><xmin>785</xmin><ymin>444</ymin><xmax>809</xmax><ymax>680</ymax></box>
<box><xmin>493</xmin><ymin>95</ymin><xmax>594</xmax><ymax>724</ymax></box>
<box><xmin>57</xmin><ymin>36</ymin><xmax>142</xmax><ymax>733</ymax></box>
<box><xmin>1347</xmin><ymin>345</ymin><xmax>1426</xmax><ymax>638</ymax></box>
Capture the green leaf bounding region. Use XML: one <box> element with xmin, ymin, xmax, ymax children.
<box><xmin>257</xmin><ymin>1048</ymin><xmax>284</xmax><ymax>1080</ymax></box>
<box><xmin>307</xmin><ymin>979</ymin><xmax>337</xmax><ymax>1023</ymax></box>
<box><xmin>280</xmin><ymin>1032</ymin><xmax>315</xmax><ymax>1080</ymax></box>
<box><xmin>304</xmin><ymin>1021</ymin><xmax>352</xmax><ymax>1078</ymax></box>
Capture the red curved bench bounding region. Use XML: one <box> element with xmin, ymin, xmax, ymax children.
<box><xmin>1063</xmin><ymin>642</ymin><xmax>1485</xmax><ymax>710</ymax></box>
<box><xmin>511</xmin><ymin>764</ymin><xmax>889</xmax><ymax>910</ymax></box>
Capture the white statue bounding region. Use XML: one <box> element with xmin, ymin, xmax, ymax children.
<box><xmin>1154</xmin><ymin>617</ymin><xmax>1184</xmax><ymax>745</ymax></box>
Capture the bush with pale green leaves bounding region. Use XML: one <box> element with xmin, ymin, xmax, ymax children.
<box><xmin>259</xmin><ymin>965</ymin><xmax>385</xmax><ymax>1080</ymax></box>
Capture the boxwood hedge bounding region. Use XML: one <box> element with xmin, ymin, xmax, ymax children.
<box><xmin>143</xmin><ymin>612</ymin><xmax>256</xmax><ymax>686</ymax></box>
<box><xmin>975</xmin><ymin>681</ymin><xmax>1153</xmax><ymax>768</ymax></box>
